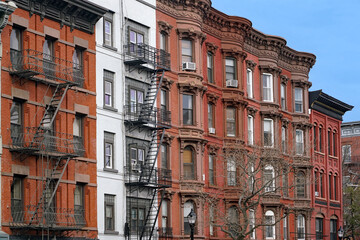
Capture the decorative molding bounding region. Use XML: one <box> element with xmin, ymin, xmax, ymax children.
<box><xmin>205</xmin><ymin>42</ymin><xmax>218</xmax><ymax>54</ymax></box>
<box><xmin>206</xmin><ymin>92</ymin><xmax>219</xmax><ymax>105</ymax></box>
<box><xmin>177</xmin><ymin>27</ymin><xmax>206</xmax><ymax>44</ymax></box>
<box><xmin>223</xmin><ymin>98</ymin><xmax>248</xmax><ymax>108</ymax></box>
<box><xmin>161</xmin><ymin>77</ymin><xmax>174</xmax><ymax>90</ymax></box>
<box><xmin>260</xmin><ymin>110</ymin><xmax>283</xmax><ymax>119</ymax></box>
<box><xmin>247</xmin><ymin>106</ymin><xmax>258</xmax><ymax>116</ymax></box>
<box><xmin>280</xmin><ymin>75</ymin><xmax>289</xmax><ymax>85</ymax></box>
<box><xmin>158</xmin><ymin>20</ymin><xmax>173</xmax><ymax>34</ymax></box>
<box><xmin>246</xmin><ymin>59</ymin><xmax>257</xmax><ymax>70</ymax></box>
<box><xmin>291</xmin><ymin>78</ymin><xmax>312</xmax><ymax>88</ymax></box>
<box><xmin>178</xmin><ymin>82</ymin><xmax>207</xmax><ymax>95</ymax></box>
<box><xmin>163</xmin><ymin>133</ymin><xmax>175</xmax><ymax>145</ymax></box>
<box><xmin>207</xmin><ymin>143</ymin><xmax>220</xmax><ymax>156</ymax></box>
<box><xmin>222</xmin><ymin>48</ymin><xmax>247</xmax><ymax>61</ymax></box>
<box><xmin>258</xmin><ymin>64</ymin><xmax>282</xmax><ymax>74</ymax></box>
<box><xmin>282</xmin><ymin>118</ymin><xmax>290</xmax><ymax>127</ymax></box>
<box><xmin>0</xmin><ymin>2</ymin><xmax>16</xmax><ymax>33</ymax></box>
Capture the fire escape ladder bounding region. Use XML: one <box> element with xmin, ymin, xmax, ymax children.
<box><xmin>28</xmin><ymin>156</ymin><xmax>70</xmax><ymax>227</ymax></box>
<box><xmin>140</xmin><ymin>189</ymin><xmax>165</xmax><ymax>240</ymax></box>
<box><xmin>139</xmin><ymin>70</ymin><xmax>165</xmax><ymax>121</ymax></box>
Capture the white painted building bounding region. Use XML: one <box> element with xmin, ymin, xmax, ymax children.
<box><xmin>89</xmin><ymin>0</ymin><xmax>166</xmax><ymax>239</ymax></box>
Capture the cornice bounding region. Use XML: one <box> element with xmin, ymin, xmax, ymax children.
<box><xmin>157</xmin><ymin>0</ymin><xmax>211</xmax><ymax>20</ymax></box>
<box><xmin>206</xmin><ymin>92</ymin><xmax>219</xmax><ymax>105</ymax></box>
<box><xmin>258</xmin><ymin>64</ymin><xmax>282</xmax><ymax>74</ymax></box>
<box><xmin>280</xmin><ymin>75</ymin><xmax>290</xmax><ymax>85</ymax></box>
<box><xmin>158</xmin><ymin>20</ymin><xmax>173</xmax><ymax>35</ymax></box>
<box><xmin>222</xmin><ymin>48</ymin><xmax>247</xmax><ymax>61</ymax></box>
<box><xmin>291</xmin><ymin>78</ymin><xmax>312</xmax><ymax>88</ymax></box>
<box><xmin>246</xmin><ymin>59</ymin><xmax>257</xmax><ymax>70</ymax></box>
<box><xmin>177</xmin><ymin>27</ymin><xmax>206</xmax><ymax>44</ymax></box>
<box><xmin>205</xmin><ymin>42</ymin><xmax>218</xmax><ymax>54</ymax></box>
<box><xmin>247</xmin><ymin>106</ymin><xmax>258</xmax><ymax>116</ymax></box>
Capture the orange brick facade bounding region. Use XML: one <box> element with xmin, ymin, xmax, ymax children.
<box><xmin>1</xmin><ymin>1</ymin><xmax>105</xmax><ymax>239</ymax></box>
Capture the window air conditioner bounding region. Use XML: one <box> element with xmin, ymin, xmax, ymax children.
<box><xmin>226</xmin><ymin>79</ymin><xmax>238</xmax><ymax>88</ymax></box>
<box><xmin>132</xmin><ymin>163</ymin><xmax>141</xmax><ymax>172</ymax></box>
<box><xmin>182</xmin><ymin>62</ymin><xmax>196</xmax><ymax>71</ymax></box>
<box><xmin>209</xmin><ymin>127</ymin><xmax>216</xmax><ymax>134</ymax></box>
<box><xmin>315</xmin><ymin>191</ymin><xmax>319</xmax><ymax>197</ymax></box>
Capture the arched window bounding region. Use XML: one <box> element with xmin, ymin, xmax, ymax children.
<box><xmin>264</xmin><ymin>165</ymin><xmax>275</xmax><ymax>192</ymax></box>
<box><xmin>296</xmin><ymin>172</ymin><xmax>306</xmax><ymax>198</ymax></box>
<box><xmin>183</xmin><ymin>146</ymin><xmax>195</xmax><ymax>180</ymax></box>
<box><xmin>265</xmin><ymin>210</ymin><xmax>275</xmax><ymax>239</ymax></box>
<box><xmin>330</xmin><ymin>216</ymin><xmax>338</xmax><ymax>240</ymax></box>
<box><xmin>227</xmin><ymin>206</ymin><xmax>239</xmax><ymax>237</ymax></box>
<box><xmin>184</xmin><ymin>201</ymin><xmax>195</xmax><ymax>234</ymax></box>
<box><xmin>297</xmin><ymin>214</ymin><xmax>305</xmax><ymax>240</ymax></box>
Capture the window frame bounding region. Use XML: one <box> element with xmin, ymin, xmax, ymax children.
<box><xmin>265</xmin><ymin>210</ymin><xmax>275</xmax><ymax>239</ymax></box>
<box><xmin>226</xmin><ymin>107</ymin><xmax>236</xmax><ymax>137</ymax></box>
<box><xmin>208</xmin><ymin>103</ymin><xmax>215</xmax><ymax>131</ymax></box>
<box><xmin>294</xmin><ymin>87</ymin><xmax>303</xmax><ymax>113</ymax></box>
<box><xmin>262</xmin><ymin>73</ymin><xmax>273</xmax><ymax>102</ymax></box>
<box><xmin>11</xmin><ymin>176</ymin><xmax>24</xmax><ymax>223</ymax></box>
<box><xmin>209</xmin><ymin>154</ymin><xmax>215</xmax><ymax>185</ymax></box>
<box><xmin>183</xmin><ymin>146</ymin><xmax>195</xmax><ymax>180</ymax></box>
<box><xmin>227</xmin><ymin>158</ymin><xmax>237</xmax><ymax>186</ymax></box>
<box><xmin>104</xmin><ymin>132</ymin><xmax>115</xmax><ymax>170</ymax></box>
<box><xmin>104</xmin><ymin>70</ymin><xmax>115</xmax><ymax>108</ymax></box>
<box><xmin>130</xmin><ymin>206</ymin><xmax>146</xmax><ymax>233</ymax></box>
<box><xmin>247</xmin><ymin>68</ymin><xmax>253</xmax><ymax>98</ymax></box>
<box><xmin>342</xmin><ymin>144</ymin><xmax>351</xmax><ymax>163</ymax></box>
<box><xmin>104</xmin><ymin>194</ymin><xmax>116</xmax><ymax>233</ymax></box>
<box><xmin>330</xmin><ymin>219</ymin><xmax>337</xmax><ymax>240</ymax></box>
<box><xmin>129</xmin><ymin>87</ymin><xmax>144</xmax><ymax>114</ymax></box>
<box><xmin>296</xmin><ymin>171</ymin><xmax>306</xmax><ymax>198</ymax></box>
<box><xmin>160</xmin><ymin>144</ymin><xmax>169</xmax><ymax>170</ymax></box>
<box><xmin>250</xmin><ymin>209</ymin><xmax>256</xmax><ymax>239</ymax></box>
<box><xmin>103</xmin><ymin>12</ymin><xmax>114</xmax><ymax>47</ymax></box>
<box><xmin>297</xmin><ymin>214</ymin><xmax>306</xmax><ymax>240</ymax></box>
<box><xmin>225</xmin><ymin>57</ymin><xmax>236</xmax><ymax>81</ymax></box>
<box><xmin>161</xmin><ymin>199</ymin><xmax>170</xmax><ymax>234</ymax></box>
<box><xmin>264</xmin><ymin>165</ymin><xmax>275</xmax><ymax>192</ymax></box>
<box><xmin>282</xmin><ymin>126</ymin><xmax>287</xmax><ymax>153</ymax></box>
<box><xmin>183</xmin><ymin>94</ymin><xmax>194</xmax><ymax>125</ymax></box>
<box><xmin>74</xmin><ymin>184</ymin><xmax>85</xmax><ymax>225</ymax></box>
<box><xmin>248</xmin><ymin>115</ymin><xmax>254</xmax><ymax>145</ymax></box>
<box><xmin>316</xmin><ymin>217</ymin><xmax>323</xmax><ymax>240</ymax></box>
<box><xmin>295</xmin><ymin>129</ymin><xmax>304</xmax><ymax>155</ymax></box>
<box><xmin>281</xmin><ymin>83</ymin><xmax>286</xmax><ymax>110</ymax></box>
<box><xmin>263</xmin><ymin>118</ymin><xmax>274</xmax><ymax>147</ymax></box>
<box><xmin>10</xmin><ymin>100</ymin><xmax>23</xmax><ymax>145</ymax></box>
<box><xmin>160</xmin><ymin>31</ymin><xmax>168</xmax><ymax>52</ymax></box>
<box><xmin>183</xmin><ymin>201</ymin><xmax>195</xmax><ymax>235</ymax></box>
<box><xmin>10</xmin><ymin>26</ymin><xmax>23</xmax><ymax>67</ymax></box>
<box><xmin>207</xmin><ymin>52</ymin><xmax>214</xmax><ymax>83</ymax></box>
<box><xmin>181</xmin><ymin>39</ymin><xmax>193</xmax><ymax>63</ymax></box>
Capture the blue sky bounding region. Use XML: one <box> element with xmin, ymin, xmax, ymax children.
<box><xmin>212</xmin><ymin>0</ymin><xmax>359</xmax><ymax>122</ymax></box>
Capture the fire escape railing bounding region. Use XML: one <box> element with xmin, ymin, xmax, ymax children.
<box><xmin>9</xmin><ymin>49</ymin><xmax>84</xmax><ymax>86</ymax></box>
<box><xmin>124</xmin><ymin>104</ymin><xmax>171</xmax><ymax>127</ymax></box>
<box><xmin>125</xmin><ymin>166</ymin><xmax>172</xmax><ymax>188</ymax></box>
<box><xmin>9</xmin><ymin>127</ymin><xmax>85</xmax><ymax>156</ymax></box>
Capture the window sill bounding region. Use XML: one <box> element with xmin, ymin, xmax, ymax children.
<box><xmin>102</xmin><ymin>44</ymin><xmax>118</xmax><ymax>52</ymax></box>
<box><xmin>104</xmin><ymin>230</ymin><xmax>119</xmax><ymax>235</ymax></box>
<box><xmin>103</xmin><ymin>105</ymin><xmax>118</xmax><ymax>112</ymax></box>
<box><xmin>103</xmin><ymin>168</ymin><xmax>118</xmax><ymax>173</ymax></box>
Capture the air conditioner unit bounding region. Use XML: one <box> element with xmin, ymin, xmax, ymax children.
<box><xmin>132</xmin><ymin>163</ymin><xmax>141</xmax><ymax>172</ymax></box>
<box><xmin>209</xmin><ymin>127</ymin><xmax>216</xmax><ymax>134</ymax></box>
<box><xmin>182</xmin><ymin>62</ymin><xmax>196</xmax><ymax>71</ymax></box>
<box><xmin>226</xmin><ymin>79</ymin><xmax>238</xmax><ymax>88</ymax></box>
<box><xmin>315</xmin><ymin>191</ymin><xmax>319</xmax><ymax>197</ymax></box>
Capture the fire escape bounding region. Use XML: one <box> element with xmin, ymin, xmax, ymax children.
<box><xmin>124</xmin><ymin>43</ymin><xmax>172</xmax><ymax>239</ymax></box>
<box><xmin>8</xmin><ymin>49</ymin><xmax>86</xmax><ymax>235</ymax></box>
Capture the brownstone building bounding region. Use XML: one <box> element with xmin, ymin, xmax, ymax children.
<box><xmin>156</xmin><ymin>0</ymin><xmax>317</xmax><ymax>239</ymax></box>
<box><xmin>1</xmin><ymin>0</ymin><xmax>105</xmax><ymax>239</ymax></box>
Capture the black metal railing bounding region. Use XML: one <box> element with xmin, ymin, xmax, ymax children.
<box><xmin>125</xmin><ymin>165</ymin><xmax>172</xmax><ymax>187</ymax></box>
<box><xmin>124</xmin><ymin>43</ymin><xmax>170</xmax><ymax>70</ymax></box>
<box><xmin>124</xmin><ymin>104</ymin><xmax>171</xmax><ymax>127</ymax></box>
<box><xmin>9</xmin><ymin>49</ymin><xmax>84</xmax><ymax>86</ymax></box>
<box><xmin>8</xmin><ymin>127</ymin><xmax>85</xmax><ymax>156</ymax></box>
<box><xmin>158</xmin><ymin>227</ymin><xmax>173</xmax><ymax>237</ymax></box>
<box><xmin>10</xmin><ymin>205</ymin><xmax>86</xmax><ymax>229</ymax></box>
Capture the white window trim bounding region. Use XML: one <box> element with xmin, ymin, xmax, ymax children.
<box><xmin>296</xmin><ymin>129</ymin><xmax>304</xmax><ymax>155</ymax></box>
<box><xmin>264</xmin><ymin>165</ymin><xmax>275</xmax><ymax>192</ymax></box>
<box><xmin>264</xmin><ymin>118</ymin><xmax>274</xmax><ymax>147</ymax></box>
<box><xmin>265</xmin><ymin>210</ymin><xmax>275</xmax><ymax>239</ymax></box>
<box><xmin>248</xmin><ymin>115</ymin><xmax>254</xmax><ymax>145</ymax></box>
<box><xmin>247</xmin><ymin>68</ymin><xmax>253</xmax><ymax>98</ymax></box>
<box><xmin>294</xmin><ymin>87</ymin><xmax>304</xmax><ymax>113</ymax></box>
<box><xmin>262</xmin><ymin>73</ymin><xmax>273</xmax><ymax>102</ymax></box>
<box><xmin>297</xmin><ymin>214</ymin><xmax>305</xmax><ymax>240</ymax></box>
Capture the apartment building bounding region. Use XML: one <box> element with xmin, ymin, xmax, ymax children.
<box><xmin>309</xmin><ymin>90</ymin><xmax>353</xmax><ymax>240</ymax></box>
<box><xmin>1</xmin><ymin>0</ymin><xmax>106</xmax><ymax>239</ymax></box>
<box><xmin>156</xmin><ymin>0</ymin><xmax>317</xmax><ymax>239</ymax></box>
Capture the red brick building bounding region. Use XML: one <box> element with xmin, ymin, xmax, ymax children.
<box><xmin>156</xmin><ymin>0</ymin><xmax>317</xmax><ymax>239</ymax></box>
<box><xmin>309</xmin><ymin>90</ymin><xmax>353</xmax><ymax>240</ymax></box>
<box><xmin>1</xmin><ymin>1</ymin><xmax>105</xmax><ymax>239</ymax></box>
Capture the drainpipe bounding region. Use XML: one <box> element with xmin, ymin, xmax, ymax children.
<box><xmin>0</xmin><ymin>2</ymin><xmax>17</xmax><ymax>239</ymax></box>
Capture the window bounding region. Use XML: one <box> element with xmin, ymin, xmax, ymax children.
<box><xmin>296</xmin><ymin>129</ymin><xmax>304</xmax><ymax>155</ymax></box>
<box><xmin>161</xmin><ymin>89</ymin><xmax>169</xmax><ymax>122</ymax></box>
<box><xmin>183</xmin><ymin>94</ymin><xmax>193</xmax><ymax>125</ymax></box>
<box><xmin>11</xmin><ymin>176</ymin><xmax>23</xmax><ymax>222</ymax></box>
<box><xmin>319</xmin><ymin>127</ymin><xmax>323</xmax><ymax>152</ymax></box>
<box><xmin>281</xmin><ymin>84</ymin><xmax>286</xmax><ymax>110</ymax></box>
<box><xmin>334</xmin><ymin>175</ymin><xmax>337</xmax><ymax>200</ymax></box>
<box><xmin>329</xmin><ymin>174</ymin><xmax>333</xmax><ymax>199</ymax></box>
<box><xmin>160</xmin><ymin>32</ymin><xmax>167</xmax><ymax>51</ymax></box>
<box><xmin>184</xmin><ymin>201</ymin><xmax>194</xmax><ymax>234</ymax></box>
<box><xmin>161</xmin><ymin>200</ymin><xmax>169</xmax><ymax>233</ymax></box>
<box><xmin>209</xmin><ymin>155</ymin><xmax>215</xmax><ymax>185</ymax></box>
<box><xmin>249</xmin><ymin>164</ymin><xmax>255</xmax><ymax>193</ymax></box>
<box><xmin>248</xmin><ymin>115</ymin><xmax>254</xmax><ymax>145</ymax></box>
<box><xmin>207</xmin><ymin>52</ymin><xmax>214</xmax><ymax>83</ymax></box>
<box><xmin>103</xmin><ymin>12</ymin><xmax>113</xmax><ymax>47</ymax></box>
<box><xmin>328</xmin><ymin>130</ymin><xmax>332</xmax><ymax>155</ymax></box>
<box><xmin>264</xmin><ymin>165</ymin><xmax>275</xmax><ymax>192</ymax></box>
<box><xmin>247</xmin><ymin>69</ymin><xmax>253</xmax><ymax>98</ymax></box>
<box><xmin>161</xmin><ymin>144</ymin><xmax>168</xmax><ymax>169</ymax></box>
<box><xmin>265</xmin><ymin>210</ymin><xmax>275</xmax><ymax>239</ymax></box>
<box><xmin>314</xmin><ymin>126</ymin><xmax>317</xmax><ymax>151</ymax></box>
<box><xmin>333</xmin><ymin>132</ymin><xmax>337</xmax><ymax>156</ymax></box>
<box><xmin>105</xmin><ymin>194</ymin><xmax>115</xmax><ymax>232</ymax></box>
<box><xmin>10</xmin><ymin>100</ymin><xmax>22</xmax><ymax>145</ymax></box>
<box><xmin>130</xmin><ymin>146</ymin><xmax>145</xmax><ymax>171</ymax></box>
<box><xmin>183</xmin><ymin>146</ymin><xmax>195</xmax><ymax>180</ymax></box>
<box><xmin>228</xmin><ymin>206</ymin><xmax>239</xmax><ymax>236</ymax></box>
<box><xmin>73</xmin><ymin>115</ymin><xmax>84</xmax><ymax>156</ymax></box>
<box><xmin>10</xmin><ymin>27</ymin><xmax>22</xmax><ymax>66</ymax></box>
<box><xmin>282</xmin><ymin>126</ymin><xmax>286</xmax><ymax>153</ymax></box>
<box><xmin>43</xmin><ymin>38</ymin><xmax>55</xmax><ymax>77</ymax></box>
<box><xmin>343</xmin><ymin>145</ymin><xmax>351</xmax><ymax>163</ymax></box>
<box><xmin>263</xmin><ymin>119</ymin><xmax>274</xmax><ymax>147</ymax></box>
<box><xmin>316</xmin><ymin>218</ymin><xmax>323</xmax><ymax>240</ymax></box>
<box><xmin>294</xmin><ymin>87</ymin><xmax>303</xmax><ymax>113</ymax></box>
<box><xmin>226</xmin><ymin>107</ymin><xmax>236</xmax><ymax>137</ymax></box>
<box><xmin>227</xmin><ymin>159</ymin><xmax>236</xmax><ymax>186</ymax></box>
<box><xmin>296</xmin><ymin>172</ymin><xmax>306</xmax><ymax>198</ymax></box>
<box><xmin>320</xmin><ymin>172</ymin><xmax>324</xmax><ymax>198</ymax></box>
<box><xmin>330</xmin><ymin>219</ymin><xmax>337</xmax><ymax>240</ymax></box>
<box><xmin>283</xmin><ymin>215</ymin><xmax>288</xmax><ymax>240</ymax></box>
<box><xmin>104</xmin><ymin>132</ymin><xmax>114</xmax><ymax>169</ymax></box>
<box><xmin>297</xmin><ymin>215</ymin><xmax>305</xmax><ymax>240</ymax></box>
<box><xmin>104</xmin><ymin>70</ymin><xmax>115</xmax><ymax>108</ymax></box>
<box><xmin>315</xmin><ymin>171</ymin><xmax>319</xmax><ymax>196</ymax></box>
<box><xmin>74</xmin><ymin>184</ymin><xmax>85</xmax><ymax>225</ymax></box>
<box><xmin>208</xmin><ymin>103</ymin><xmax>215</xmax><ymax>131</ymax></box>
<box><xmin>225</xmin><ymin>58</ymin><xmax>236</xmax><ymax>80</ymax></box>
<box><xmin>283</xmin><ymin>168</ymin><xmax>289</xmax><ymax>197</ymax></box>
<box><xmin>130</xmin><ymin>88</ymin><xmax>144</xmax><ymax>114</ymax></box>
<box><xmin>131</xmin><ymin>207</ymin><xmax>145</xmax><ymax>233</ymax></box>
<box><xmin>73</xmin><ymin>47</ymin><xmax>83</xmax><ymax>85</ymax></box>
<box><xmin>250</xmin><ymin>209</ymin><xmax>255</xmax><ymax>239</ymax></box>
<box><xmin>262</xmin><ymin>73</ymin><xmax>273</xmax><ymax>102</ymax></box>
<box><xmin>210</xmin><ymin>205</ymin><xmax>215</xmax><ymax>236</ymax></box>
<box><xmin>181</xmin><ymin>39</ymin><xmax>193</xmax><ymax>63</ymax></box>
<box><xmin>129</xmin><ymin>29</ymin><xmax>144</xmax><ymax>54</ymax></box>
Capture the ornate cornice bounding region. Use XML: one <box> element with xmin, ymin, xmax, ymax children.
<box><xmin>258</xmin><ymin>64</ymin><xmax>282</xmax><ymax>74</ymax></box>
<box><xmin>246</xmin><ymin>59</ymin><xmax>257</xmax><ymax>70</ymax></box>
<box><xmin>161</xmin><ymin>77</ymin><xmax>174</xmax><ymax>90</ymax></box>
<box><xmin>178</xmin><ymin>82</ymin><xmax>207</xmax><ymax>95</ymax></box>
<box><xmin>157</xmin><ymin>0</ymin><xmax>211</xmax><ymax>20</ymax></box>
<box><xmin>205</xmin><ymin>42</ymin><xmax>218</xmax><ymax>54</ymax></box>
<box><xmin>0</xmin><ymin>2</ymin><xmax>16</xmax><ymax>33</ymax></box>
<box><xmin>247</xmin><ymin>106</ymin><xmax>258</xmax><ymax>116</ymax></box>
<box><xmin>163</xmin><ymin>133</ymin><xmax>175</xmax><ymax>145</ymax></box>
<box><xmin>280</xmin><ymin>75</ymin><xmax>289</xmax><ymax>85</ymax></box>
<box><xmin>282</xmin><ymin>118</ymin><xmax>290</xmax><ymax>127</ymax></box>
<box><xmin>206</xmin><ymin>92</ymin><xmax>219</xmax><ymax>105</ymax></box>
<box><xmin>260</xmin><ymin>110</ymin><xmax>283</xmax><ymax>119</ymax></box>
<box><xmin>292</xmin><ymin>122</ymin><xmax>312</xmax><ymax>129</ymax></box>
<box><xmin>291</xmin><ymin>78</ymin><xmax>312</xmax><ymax>88</ymax></box>
<box><xmin>222</xmin><ymin>48</ymin><xmax>247</xmax><ymax>61</ymax></box>
<box><xmin>223</xmin><ymin>98</ymin><xmax>248</xmax><ymax>108</ymax></box>
<box><xmin>177</xmin><ymin>27</ymin><xmax>206</xmax><ymax>44</ymax></box>
<box><xmin>158</xmin><ymin>20</ymin><xmax>173</xmax><ymax>35</ymax></box>
<box><xmin>207</xmin><ymin>143</ymin><xmax>220</xmax><ymax>156</ymax></box>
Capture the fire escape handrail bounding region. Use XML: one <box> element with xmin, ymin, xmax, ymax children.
<box><xmin>125</xmin><ymin>165</ymin><xmax>172</xmax><ymax>188</ymax></box>
<box><xmin>9</xmin><ymin>49</ymin><xmax>84</xmax><ymax>86</ymax></box>
<box><xmin>124</xmin><ymin>104</ymin><xmax>171</xmax><ymax>127</ymax></box>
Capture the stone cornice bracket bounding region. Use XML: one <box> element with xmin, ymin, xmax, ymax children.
<box><xmin>258</xmin><ymin>64</ymin><xmax>282</xmax><ymax>74</ymax></box>
<box><xmin>206</xmin><ymin>92</ymin><xmax>219</xmax><ymax>105</ymax></box>
<box><xmin>280</xmin><ymin>75</ymin><xmax>289</xmax><ymax>85</ymax></box>
<box><xmin>247</xmin><ymin>106</ymin><xmax>258</xmax><ymax>116</ymax></box>
<box><xmin>222</xmin><ymin>48</ymin><xmax>247</xmax><ymax>61</ymax></box>
<box><xmin>161</xmin><ymin>77</ymin><xmax>174</xmax><ymax>91</ymax></box>
<box><xmin>222</xmin><ymin>98</ymin><xmax>248</xmax><ymax>108</ymax></box>
<box><xmin>292</xmin><ymin>122</ymin><xmax>312</xmax><ymax>129</ymax></box>
<box><xmin>158</xmin><ymin>20</ymin><xmax>173</xmax><ymax>34</ymax></box>
<box><xmin>163</xmin><ymin>133</ymin><xmax>175</xmax><ymax>145</ymax></box>
<box><xmin>291</xmin><ymin>78</ymin><xmax>312</xmax><ymax>88</ymax></box>
<box><xmin>205</xmin><ymin>42</ymin><xmax>218</xmax><ymax>54</ymax></box>
<box><xmin>207</xmin><ymin>143</ymin><xmax>220</xmax><ymax>156</ymax></box>
<box><xmin>0</xmin><ymin>1</ymin><xmax>16</xmax><ymax>33</ymax></box>
<box><xmin>281</xmin><ymin>118</ymin><xmax>290</xmax><ymax>127</ymax></box>
<box><xmin>246</xmin><ymin>59</ymin><xmax>257</xmax><ymax>70</ymax></box>
<box><xmin>260</xmin><ymin>110</ymin><xmax>283</xmax><ymax>119</ymax></box>
<box><xmin>178</xmin><ymin>82</ymin><xmax>207</xmax><ymax>95</ymax></box>
<box><xmin>177</xmin><ymin>28</ymin><xmax>207</xmax><ymax>44</ymax></box>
